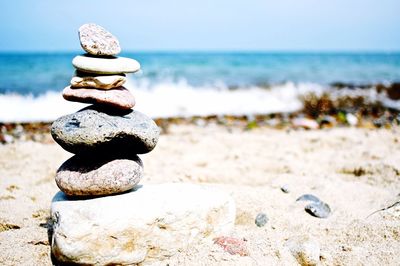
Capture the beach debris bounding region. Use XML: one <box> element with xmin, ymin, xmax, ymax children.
<box><xmin>0</xmin><ymin>133</ymin><xmax>14</xmax><ymax>144</ymax></box>
<box><xmin>366</xmin><ymin>199</ymin><xmax>400</xmax><ymax>218</ymax></box>
<box><xmin>346</xmin><ymin>113</ymin><xmax>358</xmax><ymax>126</ymax></box>
<box><xmin>281</xmin><ymin>184</ymin><xmax>290</xmax><ymax>193</ymax></box>
<box><xmin>296</xmin><ymin>194</ymin><xmax>331</xmax><ymax>218</ymax></box>
<box><xmin>0</xmin><ymin>102</ymin><xmax>399</xmax><ymax>143</ymax></box>
<box><xmin>266</xmin><ymin>118</ymin><xmax>280</xmax><ymax>127</ymax></box>
<box><xmin>319</xmin><ymin>115</ymin><xmax>336</xmax><ymax>127</ymax></box>
<box><xmin>194</xmin><ymin>118</ymin><xmax>206</xmax><ymax>127</ymax></box>
<box><xmin>79</xmin><ymin>23</ymin><xmax>121</xmax><ymax>56</ymax></box>
<box><xmin>28</xmin><ymin>240</ymin><xmax>49</xmax><ymax>246</ymax></box>
<box><xmin>6</xmin><ymin>185</ymin><xmax>19</xmax><ymax>192</ymax></box>
<box><xmin>13</xmin><ymin>124</ymin><xmax>25</xmax><ymax>139</ymax></box>
<box><xmin>245</xmin><ymin>120</ymin><xmax>258</xmax><ymax>130</ymax></box>
<box><xmin>285</xmin><ymin>237</ymin><xmax>321</xmax><ymax>266</ymax></box>
<box><xmin>50</xmin><ymin>24</ymin><xmax>236</xmax><ymax>265</ymax></box>
<box><xmin>214</xmin><ymin>236</ymin><xmax>249</xmax><ymax>256</ymax></box>
<box><xmin>373</xmin><ymin>115</ymin><xmax>389</xmax><ymax>128</ymax></box>
<box><xmin>337</xmin><ymin>111</ymin><xmax>347</xmax><ymax>123</ymax></box>
<box><xmin>292</xmin><ymin>118</ymin><xmax>319</xmax><ymax>130</ymax></box>
<box><xmin>385</xmin><ymin>82</ymin><xmax>400</xmax><ymax>100</ymax></box>
<box><xmin>0</xmin><ymin>221</ymin><xmax>20</xmax><ymax>232</ymax></box>
<box><xmin>305</xmin><ymin>202</ymin><xmax>331</xmax><ymax>218</ymax></box>
<box><xmin>254</xmin><ymin>212</ymin><xmax>268</xmax><ymax>227</ymax></box>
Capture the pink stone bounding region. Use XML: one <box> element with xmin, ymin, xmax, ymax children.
<box><xmin>55</xmin><ymin>154</ymin><xmax>143</xmax><ymax>196</ymax></box>
<box><xmin>63</xmin><ymin>86</ymin><xmax>135</xmax><ymax>110</ymax></box>
<box><xmin>213</xmin><ymin>236</ymin><xmax>249</xmax><ymax>256</ymax></box>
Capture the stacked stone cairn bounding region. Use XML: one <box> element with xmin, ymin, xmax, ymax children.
<box><xmin>51</xmin><ymin>23</ymin><xmax>158</xmax><ymax>197</ymax></box>
<box><xmin>50</xmin><ymin>24</ymin><xmax>236</xmax><ymax>265</ymax></box>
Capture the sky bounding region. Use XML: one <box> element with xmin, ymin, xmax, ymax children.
<box><xmin>0</xmin><ymin>0</ymin><xmax>399</xmax><ymax>52</ymax></box>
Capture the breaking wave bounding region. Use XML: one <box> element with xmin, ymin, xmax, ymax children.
<box><xmin>0</xmin><ymin>79</ymin><xmax>397</xmax><ymax>122</ymax></box>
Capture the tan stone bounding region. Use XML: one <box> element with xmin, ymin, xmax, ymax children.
<box><xmin>71</xmin><ymin>74</ymin><xmax>126</xmax><ymax>90</ymax></box>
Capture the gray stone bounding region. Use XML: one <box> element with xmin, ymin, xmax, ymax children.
<box><xmin>255</xmin><ymin>212</ymin><xmax>268</xmax><ymax>227</ymax></box>
<box><xmin>55</xmin><ymin>153</ymin><xmax>143</xmax><ymax>196</ymax></box>
<box><xmin>296</xmin><ymin>194</ymin><xmax>331</xmax><ymax>218</ymax></box>
<box><xmin>51</xmin><ymin>105</ymin><xmax>160</xmax><ymax>154</ymax></box>
<box><xmin>50</xmin><ymin>183</ymin><xmax>236</xmax><ymax>265</ymax></box>
<box><xmin>281</xmin><ymin>184</ymin><xmax>290</xmax><ymax>193</ymax></box>
<box><xmin>79</xmin><ymin>23</ymin><xmax>121</xmax><ymax>56</ymax></box>
<box><xmin>296</xmin><ymin>194</ymin><xmax>321</xmax><ymax>203</ymax></box>
<box><xmin>63</xmin><ymin>86</ymin><xmax>135</xmax><ymax>110</ymax></box>
<box><xmin>72</xmin><ymin>55</ymin><xmax>140</xmax><ymax>74</ymax></box>
<box><xmin>71</xmin><ymin>73</ymin><xmax>126</xmax><ymax>90</ymax></box>
<box><xmin>305</xmin><ymin>202</ymin><xmax>331</xmax><ymax>218</ymax></box>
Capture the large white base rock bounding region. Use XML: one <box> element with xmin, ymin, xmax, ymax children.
<box><xmin>50</xmin><ymin>183</ymin><xmax>236</xmax><ymax>265</ymax></box>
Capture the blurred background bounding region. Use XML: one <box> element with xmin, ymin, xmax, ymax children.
<box><xmin>0</xmin><ymin>0</ymin><xmax>399</xmax><ymax>123</ymax></box>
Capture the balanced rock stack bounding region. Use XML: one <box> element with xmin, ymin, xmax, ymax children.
<box><xmin>50</xmin><ymin>24</ymin><xmax>236</xmax><ymax>265</ymax></box>
<box><xmin>52</xmin><ymin>23</ymin><xmax>157</xmax><ymax>196</ymax></box>
<box><xmin>66</xmin><ymin>23</ymin><xmax>138</xmax><ymax>111</ymax></box>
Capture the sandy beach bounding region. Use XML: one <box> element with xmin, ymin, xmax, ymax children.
<box><xmin>0</xmin><ymin>124</ymin><xmax>399</xmax><ymax>265</ymax></box>
<box><xmin>0</xmin><ymin>0</ymin><xmax>399</xmax><ymax>264</ymax></box>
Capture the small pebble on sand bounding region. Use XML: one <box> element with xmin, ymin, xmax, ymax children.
<box><xmin>255</xmin><ymin>212</ymin><xmax>269</xmax><ymax>227</ymax></box>
<box><xmin>296</xmin><ymin>194</ymin><xmax>331</xmax><ymax>218</ymax></box>
<box><xmin>305</xmin><ymin>202</ymin><xmax>331</xmax><ymax>218</ymax></box>
<box><xmin>214</xmin><ymin>236</ymin><xmax>249</xmax><ymax>256</ymax></box>
<box><xmin>281</xmin><ymin>184</ymin><xmax>290</xmax><ymax>193</ymax></box>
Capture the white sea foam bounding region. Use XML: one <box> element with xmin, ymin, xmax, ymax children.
<box><xmin>0</xmin><ymin>81</ymin><xmax>327</xmax><ymax>122</ymax></box>
<box><xmin>0</xmin><ymin>80</ymin><xmax>395</xmax><ymax>123</ymax></box>
<box><xmin>128</xmin><ymin>80</ymin><xmax>326</xmax><ymax>118</ymax></box>
<box><xmin>0</xmin><ymin>92</ymin><xmax>86</xmax><ymax>123</ymax></box>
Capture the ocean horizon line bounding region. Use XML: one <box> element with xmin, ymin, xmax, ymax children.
<box><xmin>0</xmin><ymin>50</ymin><xmax>400</xmax><ymax>55</ymax></box>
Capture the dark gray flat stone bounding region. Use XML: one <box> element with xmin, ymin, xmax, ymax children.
<box><xmin>51</xmin><ymin>105</ymin><xmax>160</xmax><ymax>154</ymax></box>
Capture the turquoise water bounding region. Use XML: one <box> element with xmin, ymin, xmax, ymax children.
<box><xmin>1</xmin><ymin>52</ymin><xmax>399</xmax><ymax>95</ymax></box>
<box><xmin>0</xmin><ymin>52</ymin><xmax>399</xmax><ymax>121</ymax></box>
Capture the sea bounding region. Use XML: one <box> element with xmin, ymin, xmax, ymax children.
<box><xmin>0</xmin><ymin>52</ymin><xmax>399</xmax><ymax>122</ymax></box>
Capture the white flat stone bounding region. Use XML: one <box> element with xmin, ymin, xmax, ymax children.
<box><xmin>72</xmin><ymin>55</ymin><xmax>140</xmax><ymax>74</ymax></box>
<box><xmin>50</xmin><ymin>183</ymin><xmax>236</xmax><ymax>265</ymax></box>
